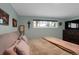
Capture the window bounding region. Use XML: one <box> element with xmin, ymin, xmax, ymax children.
<box><xmin>33</xmin><ymin>20</ymin><xmax>58</xmax><ymax>28</ymax></box>
<box><xmin>0</xmin><ymin>19</ymin><xmax>3</xmax><ymax>24</ymax></box>
<box><xmin>68</xmin><ymin>23</ymin><xmax>78</xmax><ymax>28</ymax></box>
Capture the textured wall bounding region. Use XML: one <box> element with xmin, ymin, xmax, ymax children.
<box><xmin>0</xmin><ymin>3</ymin><xmax>19</xmax><ymax>35</ymax></box>
<box><xmin>19</xmin><ymin>16</ymin><xmax>65</xmax><ymax>39</ymax></box>
<box><xmin>0</xmin><ymin>3</ymin><xmax>65</xmax><ymax>39</ymax></box>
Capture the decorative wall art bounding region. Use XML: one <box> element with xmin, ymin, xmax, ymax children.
<box><xmin>27</xmin><ymin>21</ymin><xmax>31</xmax><ymax>29</ymax></box>
<box><xmin>12</xmin><ymin>18</ymin><xmax>17</xmax><ymax>27</ymax></box>
<box><xmin>0</xmin><ymin>8</ymin><xmax>9</xmax><ymax>25</ymax></box>
<box><xmin>18</xmin><ymin>25</ymin><xmax>25</xmax><ymax>35</ymax></box>
<box><xmin>59</xmin><ymin>22</ymin><xmax>62</xmax><ymax>26</ymax></box>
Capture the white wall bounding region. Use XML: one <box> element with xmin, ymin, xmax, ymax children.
<box><xmin>19</xmin><ymin>16</ymin><xmax>65</xmax><ymax>39</ymax></box>
<box><xmin>0</xmin><ymin>3</ymin><xmax>19</xmax><ymax>35</ymax></box>
<box><xmin>0</xmin><ymin>3</ymin><xmax>65</xmax><ymax>39</ymax></box>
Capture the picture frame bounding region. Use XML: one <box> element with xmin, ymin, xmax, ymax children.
<box><xmin>0</xmin><ymin>8</ymin><xmax>9</xmax><ymax>25</ymax></box>
<box><xmin>59</xmin><ymin>22</ymin><xmax>62</xmax><ymax>26</ymax></box>
<box><xmin>12</xmin><ymin>18</ymin><xmax>17</xmax><ymax>27</ymax></box>
<box><xmin>18</xmin><ymin>25</ymin><xmax>25</xmax><ymax>35</ymax></box>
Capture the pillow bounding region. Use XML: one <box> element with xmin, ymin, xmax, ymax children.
<box><xmin>3</xmin><ymin>40</ymin><xmax>20</xmax><ymax>55</ymax></box>
<box><xmin>21</xmin><ymin>35</ymin><xmax>28</xmax><ymax>43</ymax></box>
<box><xmin>15</xmin><ymin>40</ymin><xmax>30</xmax><ymax>55</ymax></box>
<box><xmin>11</xmin><ymin>40</ymin><xmax>20</xmax><ymax>46</ymax></box>
<box><xmin>3</xmin><ymin>45</ymin><xmax>17</xmax><ymax>55</ymax></box>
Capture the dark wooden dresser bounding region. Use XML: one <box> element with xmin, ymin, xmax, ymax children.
<box><xmin>63</xmin><ymin>30</ymin><xmax>79</xmax><ymax>45</ymax></box>
<box><xmin>63</xmin><ymin>19</ymin><xmax>79</xmax><ymax>45</ymax></box>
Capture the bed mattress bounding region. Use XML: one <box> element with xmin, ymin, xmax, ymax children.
<box><xmin>29</xmin><ymin>38</ymin><xmax>72</xmax><ymax>55</ymax></box>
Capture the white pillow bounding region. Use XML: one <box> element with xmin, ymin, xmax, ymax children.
<box><xmin>15</xmin><ymin>40</ymin><xmax>30</xmax><ymax>55</ymax></box>
<box><xmin>3</xmin><ymin>40</ymin><xmax>20</xmax><ymax>55</ymax></box>
<box><xmin>21</xmin><ymin>35</ymin><xmax>28</xmax><ymax>43</ymax></box>
<box><xmin>4</xmin><ymin>44</ymin><xmax>17</xmax><ymax>55</ymax></box>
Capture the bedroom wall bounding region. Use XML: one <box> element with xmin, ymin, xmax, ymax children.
<box><xmin>64</xmin><ymin>17</ymin><xmax>79</xmax><ymax>21</ymax></box>
<box><xmin>19</xmin><ymin>16</ymin><xmax>65</xmax><ymax>39</ymax></box>
<box><xmin>0</xmin><ymin>3</ymin><xmax>20</xmax><ymax>54</ymax></box>
<box><xmin>0</xmin><ymin>3</ymin><xmax>65</xmax><ymax>39</ymax></box>
<box><xmin>0</xmin><ymin>3</ymin><xmax>19</xmax><ymax>35</ymax></box>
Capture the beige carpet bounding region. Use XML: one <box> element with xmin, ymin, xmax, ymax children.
<box><xmin>28</xmin><ymin>38</ymin><xmax>71</xmax><ymax>55</ymax></box>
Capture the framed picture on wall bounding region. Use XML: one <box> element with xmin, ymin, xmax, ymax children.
<box><xmin>12</xmin><ymin>18</ymin><xmax>17</xmax><ymax>27</ymax></box>
<box><xmin>18</xmin><ymin>25</ymin><xmax>25</xmax><ymax>35</ymax></box>
<box><xmin>0</xmin><ymin>8</ymin><xmax>9</xmax><ymax>25</ymax></box>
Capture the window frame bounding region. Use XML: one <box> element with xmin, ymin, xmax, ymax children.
<box><xmin>33</xmin><ymin>19</ymin><xmax>58</xmax><ymax>28</ymax></box>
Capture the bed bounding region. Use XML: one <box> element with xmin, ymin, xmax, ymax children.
<box><xmin>4</xmin><ymin>36</ymin><xmax>79</xmax><ymax>55</ymax></box>
<box><xmin>42</xmin><ymin>37</ymin><xmax>79</xmax><ymax>55</ymax></box>
<box><xmin>29</xmin><ymin>38</ymin><xmax>73</xmax><ymax>55</ymax></box>
<box><xmin>2</xmin><ymin>31</ymin><xmax>79</xmax><ymax>55</ymax></box>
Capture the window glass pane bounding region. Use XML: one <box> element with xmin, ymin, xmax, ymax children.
<box><xmin>0</xmin><ymin>19</ymin><xmax>3</xmax><ymax>24</ymax></box>
<box><xmin>68</xmin><ymin>23</ymin><xmax>71</xmax><ymax>28</ymax></box>
<box><xmin>71</xmin><ymin>23</ymin><xmax>77</xmax><ymax>28</ymax></box>
<box><xmin>33</xmin><ymin>21</ymin><xmax>36</xmax><ymax>28</ymax></box>
<box><xmin>33</xmin><ymin>20</ymin><xmax>58</xmax><ymax>28</ymax></box>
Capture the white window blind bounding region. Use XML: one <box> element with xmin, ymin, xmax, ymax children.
<box><xmin>33</xmin><ymin>20</ymin><xmax>58</xmax><ymax>28</ymax></box>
